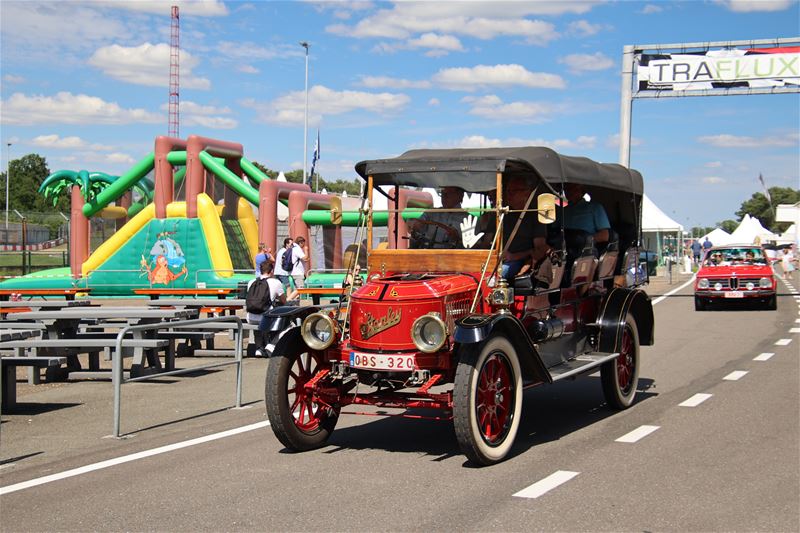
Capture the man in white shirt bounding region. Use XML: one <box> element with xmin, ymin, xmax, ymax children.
<box><xmin>247</xmin><ymin>260</ymin><xmax>285</xmax><ymax>356</ymax></box>
<box><xmin>291</xmin><ymin>236</ymin><xmax>308</xmax><ymax>289</ymax></box>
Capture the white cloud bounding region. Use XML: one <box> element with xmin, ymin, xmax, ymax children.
<box><xmin>641</xmin><ymin>4</ymin><xmax>663</xmax><ymax>14</ymax></box>
<box><xmin>237</xmin><ymin>65</ymin><xmax>260</xmax><ymax>74</ymax></box>
<box><xmin>714</xmin><ymin>0</ymin><xmax>793</xmax><ymax>12</ymax></box>
<box><xmin>359</xmin><ymin>76</ymin><xmax>431</xmax><ymax>89</ymax></box>
<box><xmin>94</xmin><ymin>0</ymin><xmax>228</xmax><ymax>16</ymax></box>
<box><xmin>241</xmin><ymin>85</ymin><xmax>410</xmax><ymax>126</ymax></box>
<box><xmin>697</xmin><ymin>133</ymin><xmax>800</xmax><ymax>148</ymax></box>
<box><xmin>31</xmin><ymin>134</ymin><xmax>113</xmax><ymax>151</ymax></box>
<box><xmin>89</xmin><ymin>43</ymin><xmax>211</xmax><ymax>90</ymax></box>
<box><xmin>325</xmin><ymin>2</ymin><xmax>594</xmax><ymax>45</ymax></box>
<box><xmin>2</xmin><ymin>74</ymin><xmax>25</xmax><ymax>84</ymax></box>
<box><xmin>432</xmin><ymin>64</ymin><xmax>566</xmax><ymax>91</ymax></box>
<box><xmin>408</xmin><ymin>33</ymin><xmax>465</xmax><ymax>56</ymax></box>
<box><xmin>428</xmin><ymin>98</ymin><xmax>440</xmax><ymax>106</ymax></box>
<box><xmin>606</xmin><ymin>133</ymin><xmax>643</xmax><ymax>148</ymax></box>
<box><xmin>158</xmin><ymin>101</ymin><xmax>238</xmax><ymax>129</ymax></box>
<box><xmin>567</xmin><ymin>20</ymin><xmax>603</xmax><ymax>36</ymax></box>
<box><xmin>702</xmin><ymin>176</ymin><xmax>726</xmax><ymax>184</ymax></box>
<box><xmin>559</xmin><ymin>52</ymin><xmax>614</xmax><ymax>73</ymax></box>
<box><xmin>419</xmin><ymin>134</ymin><xmax>597</xmax><ymax>150</ymax></box>
<box><xmin>705</xmin><ymin>161</ymin><xmax>723</xmax><ymax>168</ymax></box>
<box><xmin>1</xmin><ymin>92</ymin><xmax>162</xmax><ymax>125</ymax></box>
<box><xmin>217</xmin><ymin>41</ymin><xmax>301</xmax><ymax>61</ymax></box>
<box><xmin>461</xmin><ymin>95</ymin><xmax>562</xmax><ymax>123</ymax></box>
<box><xmin>106</xmin><ymin>153</ymin><xmax>136</xmax><ymax>165</ymax></box>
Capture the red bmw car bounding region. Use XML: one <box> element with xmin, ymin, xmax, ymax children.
<box><xmin>694</xmin><ymin>244</ymin><xmax>777</xmax><ymax>310</ymax></box>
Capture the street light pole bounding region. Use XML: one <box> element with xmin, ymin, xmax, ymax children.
<box><xmin>5</xmin><ymin>142</ymin><xmax>11</xmax><ymax>230</ymax></box>
<box><xmin>300</xmin><ymin>41</ymin><xmax>309</xmax><ymax>186</ymax></box>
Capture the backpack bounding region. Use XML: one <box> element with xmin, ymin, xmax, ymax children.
<box><xmin>246</xmin><ymin>278</ymin><xmax>273</xmax><ymax>314</ymax></box>
<box><xmin>280</xmin><ymin>246</ymin><xmax>294</xmax><ymax>272</ymax></box>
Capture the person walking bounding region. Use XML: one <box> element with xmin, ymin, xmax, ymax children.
<box><xmin>254</xmin><ymin>243</ymin><xmax>272</xmax><ymax>276</ymax></box>
<box><xmin>273</xmin><ymin>238</ymin><xmax>293</xmax><ymax>289</ymax></box>
<box><xmin>702</xmin><ymin>237</ymin><xmax>713</xmax><ymax>254</ymax></box>
<box><xmin>291</xmin><ymin>236</ymin><xmax>308</xmax><ymax>289</ymax></box>
<box><xmin>690</xmin><ymin>239</ymin><xmax>702</xmax><ymax>264</ymax></box>
<box><xmin>780</xmin><ymin>247</ymin><xmax>796</xmax><ymax>280</ymax></box>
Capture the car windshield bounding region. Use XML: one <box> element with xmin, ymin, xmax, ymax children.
<box><xmin>703</xmin><ymin>247</ymin><xmax>765</xmax><ymax>267</ymax></box>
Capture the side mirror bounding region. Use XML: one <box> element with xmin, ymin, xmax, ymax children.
<box><xmin>330</xmin><ymin>196</ymin><xmax>343</xmax><ymax>226</ymax></box>
<box><xmin>537</xmin><ymin>193</ymin><xmax>556</xmax><ymax>224</ymax></box>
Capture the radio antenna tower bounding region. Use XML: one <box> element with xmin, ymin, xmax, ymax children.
<box><xmin>168</xmin><ymin>5</ymin><xmax>180</xmax><ymax>138</ymax></box>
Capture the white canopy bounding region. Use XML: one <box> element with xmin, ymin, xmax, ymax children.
<box><xmin>699</xmin><ymin>227</ymin><xmax>731</xmax><ymax>246</ymax></box>
<box><xmin>728</xmin><ymin>214</ymin><xmax>778</xmax><ymax>244</ymax></box>
<box><xmin>276</xmin><ymin>171</ymin><xmax>289</xmax><ymax>221</ymax></box>
<box><xmin>642</xmin><ymin>194</ymin><xmax>683</xmax><ymax>232</ymax></box>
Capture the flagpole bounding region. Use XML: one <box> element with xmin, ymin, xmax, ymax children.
<box><xmin>300</xmin><ymin>41</ymin><xmax>309</xmax><ymax>186</ymax></box>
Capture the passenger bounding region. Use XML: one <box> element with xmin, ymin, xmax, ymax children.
<box><xmin>501</xmin><ymin>176</ymin><xmax>548</xmax><ymax>280</ymax></box>
<box><xmin>562</xmin><ymin>183</ymin><xmax>610</xmax><ymax>248</ymax></box>
<box><xmin>407</xmin><ymin>186</ymin><xmax>467</xmax><ymax>249</ymax></box>
<box><xmin>744</xmin><ymin>250</ymin><xmax>755</xmax><ymax>264</ymax></box>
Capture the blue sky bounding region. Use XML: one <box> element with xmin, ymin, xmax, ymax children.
<box><xmin>1</xmin><ymin>0</ymin><xmax>798</xmax><ymax>228</ymax></box>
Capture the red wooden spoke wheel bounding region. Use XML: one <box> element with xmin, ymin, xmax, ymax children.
<box><xmin>601</xmin><ymin>315</ymin><xmax>640</xmax><ymax>409</ymax></box>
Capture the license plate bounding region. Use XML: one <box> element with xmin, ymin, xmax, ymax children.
<box><xmin>724</xmin><ymin>291</ymin><xmax>744</xmax><ymax>298</ymax></box>
<box><xmin>349</xmin><ymin>352</ymin><xmax>414</xmax><ymax>371</ymax></box>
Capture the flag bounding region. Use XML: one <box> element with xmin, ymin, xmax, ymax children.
<box><xmin>758</xmin><ymin>173</ymin><xmax>772</xmax><ymax>205</ymax></box>
<box><xmin>308</xmin><ymin>129</ymin><xmax>320</xmax><ymax>185</ymax></box>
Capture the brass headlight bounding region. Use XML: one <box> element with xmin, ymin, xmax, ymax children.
<box><xmin>411</xmin><ymin>313</ymin><xmax>447</xmax><ymax>353</ymax></box>
<box><xmin>301</xmin><ymin>312</ymin><xmax>337</xmax><ymax>350</ymax></box>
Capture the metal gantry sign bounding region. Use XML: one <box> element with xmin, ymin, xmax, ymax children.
<box><xmin>618</xmin><ymin>37</ymin><xmax>800</xmax><ymax>167</ymax></box>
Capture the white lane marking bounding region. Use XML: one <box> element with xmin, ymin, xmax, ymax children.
<box><xmin>754</xmin><ymin>352</ymin><xmax>775</xmax><ymax>361</ymax></box>
<box><xmin>790</xmin><ymin>328</ymin><xmax>800</xmax><ymax>334</ymax></box>
<box><xmin>679</xmin><ymin>393</ymin><xmax>712</xmax><ymax>407</ymax></box>
<box><xmin>652</xmin><ymin>276</ymin><xmax>695</xmax><ymax>306</ymax></box>
<box><xmin>775</xmin><ymin>338</ymin><xmax>793</xmax><ymax>346</ymax></box>
<box><xmin>615</xmin><ymin>425</ymin><xmax>660</xmax><ymax>443</ymax></box>
<box><xmin>0</xmin><ymin>421</ymin><xmax>270</xmax><ymax>496</ymax></box>
<box><xmin>723</xmin><ymin>370</ymin><xmax>748</xmax><ymax>381</ymax></box>
<box><xmin>513</xmin><ymin>470</ymin><xmax>580</xmax><ymax>499</ymax></box>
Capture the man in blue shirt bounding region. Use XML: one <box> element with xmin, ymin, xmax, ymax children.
<box><xmin>562</xmin><ymin>183</ymin><xmax>610</xmax><ymax>247</ymax></box>
<box><xmin>254</xmin><ymin>243</ymin><xmax>272</xmax><ymax>276</ymax></box>
<box><xmin>690</xmin><ymin>239</ymin><xmax>703</xmax><ymax>264</ymax></box>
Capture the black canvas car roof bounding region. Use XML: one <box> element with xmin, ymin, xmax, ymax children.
<box><xmin>355</xmin><ymin>146</ymin><xmax>643</xmax><ymax>195</ymax></box>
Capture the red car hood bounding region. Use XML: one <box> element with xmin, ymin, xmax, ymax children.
<box><xmin>697</xmin><ymin>264</ymin><xmax>773</xmax><ymax>278</ymax></box>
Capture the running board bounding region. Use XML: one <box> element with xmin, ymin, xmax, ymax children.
<box><xmin>548</xmin><ymin>352</ymin><xmax>619</xmax><ymax>382</ymax></box>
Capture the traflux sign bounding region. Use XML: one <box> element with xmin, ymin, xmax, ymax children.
<box><xmin>638</xmin><ymin>51</ymin><xmax>800</xmax><ymax>89</ymax></box>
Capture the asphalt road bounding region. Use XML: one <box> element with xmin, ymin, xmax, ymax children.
<box><xmin>1</xmin><ymin>276</ymin><xmax>798</xmax><ymax>532</ymax></box>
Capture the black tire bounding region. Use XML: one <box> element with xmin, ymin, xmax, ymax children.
<box><xmin>765</xmin><ymin>295</ymin><xmax>777</xmax><ymax>311</ymax></box>
<box><xmin>265</xmin><ymin>330</ymin><xmax>338</xmax><ymax>451</ymax></box>
<box><xmin>694</xmin><ymin>296</ymin><xmax>706</xmax><ymax>311</ymax></box>
<box><xmin>601</xmin><ymin>314</ymin><xmax>640</xmax><ymax>409</ymax></box>
<box><xmin>453</xmin><ymin>335</ymin><xmax>523</xmax><ymax>466</ymax></box>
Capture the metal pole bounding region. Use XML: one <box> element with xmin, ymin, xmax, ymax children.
<box><xmin>619</xmin><ymin>45</ymin><xmax>634</xmax><ymax>167</ymax></box>
<box><xmin>301</xmin><ymin>41</ymin><xmax>309</xmax><ymax>185</ymax></box>
<box><xmin>5</xmin><ymin>142</ymin><xmax>11</xmax><ymax>230</ymax></box>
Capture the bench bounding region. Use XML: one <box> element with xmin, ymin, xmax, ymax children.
<box><xmin>1</xmin><ymin>356</ymin><xmax>66</xmax><ymax>410</ymax></box>
<box><xmin>0</xmin><ymin>338</ymin><xmax>173</xmax><ymax>379</ymax></box>
<box><xmin>169</xmin><ymin>322</ymin><xmax>259</xmax><ymax>357</ymax></box>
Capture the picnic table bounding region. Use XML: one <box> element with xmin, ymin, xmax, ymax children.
<box><xmin>0</xmin><ymin>288</ymin><xmax>89</xmax><ymax>301</ymax></box>
<box><xmin>147</xmin><ymin>298</ymin><xmax>246</xmax><ymax>355</ymax></box>
<box><xmin>1</xmin><ymin>328</ymin><xmax>46</xmax><ymax>410</ymax></box>
<box><xmin>0</xmin><ymin>299</ymin><xmax>95</xmax><ymax>318</ymax></box>
<box><xmin>133</xmin><ymin>288</ymin><xmax>234</xmax><ymax>300</ymax></box>
<box><xmin>2</xmin><ymin>307</ymin><xmax>198</xmax><ymax>379</ymax></box>
<box><xmin>296</xmin><ymin>287</ymin><xmax>349</xmax><ymax>305</ymax></box>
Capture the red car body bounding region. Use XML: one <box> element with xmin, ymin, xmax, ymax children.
<box><xmin>694</xmin><ymin>244</ymin><xmax>777</xmax><ymax>310</ymax></box>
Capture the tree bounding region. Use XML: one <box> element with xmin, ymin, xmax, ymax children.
<box><xmin>250</xmin><ymin>161</ymin><xmax>278</xmax><ymax>180</ymax></box>
<box><xmin>736</xmin><ymin>187</ymin><xmax>800</xmax><ymax>233</ymax></box>
<box><xmin>717</xmin><ymin>219</ymin><xmax>738</xmax><ymax>234</ymax></box>
<box><xmin>0</xmin><ymin>153</ymin><xmax>67</xmax><ymax>213</ymax></box>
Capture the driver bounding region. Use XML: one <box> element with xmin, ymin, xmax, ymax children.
<box><xmin>407</xmin><ymin>186</ymin><xmax>467</xmax><ymax>249</ymax></box>
<box><xmin>501</xmin><ymin>176</ymin><xmax>548</xmax><ymax>280</ymax></box>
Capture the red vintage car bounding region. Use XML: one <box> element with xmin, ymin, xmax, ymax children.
<box><xmin>264</xmin><ymin>147</ymin><xmax>654</xmax><ymax>466</ymax></box>
<box><xmin>694</xmin><ymin>244</ymin><xmax>777</xmax><ymax>310</ymax></box>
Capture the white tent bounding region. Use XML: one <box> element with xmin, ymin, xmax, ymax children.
<box><xmin>641</xmin><ymin>194</ymin><xmax>683</xmax><ymax>263</ymax></box>
<box><xmin>275</xmin><ymin>171</ymin><xmax>289</xmax><ymax>221</ymax></box>
<box><xmin>728</xmin><ymin>214</ymin><xmax>778</xmax><ymax>244</ymax></box>
<box><xmin>699</xmin><ymin>227</ymin><xmax>731</xmax><ymax>246</ymax></box>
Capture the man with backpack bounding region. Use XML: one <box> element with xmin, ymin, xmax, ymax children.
<box><xmin>274</xmin><ymin>238</ymin><xmax>293</xmax><ymax>290</ymax></box>
<box><xmin>246</xmin><ymin>260</ymin><xmax>285</xmax><ymax>357</ymax></box>
<box><xmin>290</xmin><ymin>236</ymin><xmax>308</xmax><ymax>289</ymax></box>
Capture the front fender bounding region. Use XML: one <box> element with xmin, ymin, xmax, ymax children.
<box><xmin>454</xmin><ymin>314</ymin><xmax>551</xmax><ymax>384</ymax></box>
<box><xmin>263</xmin><ymin>305</ymin><xmax>318</xmax><ymax>333</ymax></box>
<box><xmin>597</xmin><ymin>288</ymin><xmax>654</xmax><ymax>353</ymax></box>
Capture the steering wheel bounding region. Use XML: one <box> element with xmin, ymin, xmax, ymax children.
<box><xmin>410</xmin><ymin>218</ymin><xmax>462</xmax><ymax>248</ymax></box>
